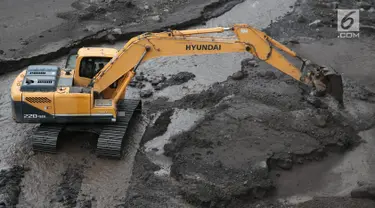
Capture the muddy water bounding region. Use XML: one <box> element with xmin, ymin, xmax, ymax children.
<box><xmin>144</xmin><ymin>109</ymin><xmax>206</xmax><ymax>177</ymax></box>
<box><xmin>320</xmin><ymin>128</ymin><xmax>375</xmax><ymax>196</ymax></box>
<box><xmin>272</xmin><ymin>37</ymin><xmax>375</xmax><ymax>204</ymax></box>
<box><xmin>0</xmin><ymin>69</ymin><xmax>35</xmax><ymax>170</ymax></box>
<box><xmin>276</xmin><ymin>128</ymin><xmax>375</xmax><ymax>205</ymax></box>
<box><xmin>99</xmin><ymin>0</ymin><xmax>297</xmax><ymax>102</ymax></box>
<box><xmin>291</xmin><ymin>38</ymin><xmax>375</xmax><ymax>92</ymax></box>
<box><xmin>75</xmin><ymin>116</ymin><xmax>148</xmax><ymax>208</ymax></box>
<box><xmin>205</xmin><ymin>0</ymin><xmax>295</xmax><ymax>29</ymax></box>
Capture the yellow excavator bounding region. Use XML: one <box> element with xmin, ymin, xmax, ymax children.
<box><xmin>10</xmin><ymin>24</ymin><xmax>344</xmax><ymax>159</ymax></box>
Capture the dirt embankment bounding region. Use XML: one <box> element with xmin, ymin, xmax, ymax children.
<box><xmin>0</xmin><ymin>0</ymin><xmax>244</xmax><ymax>74</ymax></box>
<box><xmin>124</xmin><ymin>54</ymin><xmax>375</xmax><ymax>207</ymax></box>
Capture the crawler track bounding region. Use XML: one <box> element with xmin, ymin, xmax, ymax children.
<box><xmin>31</xmin><ymin>99</ymin><xmax>141</xmax><ymax>158</ymax></box>
<box><xmin>32</xmin><ymin>124</ymin><xmax>65</xmax><ymax>153</ymax></box>
<box><xmin>96</xmin><ymin>99</ymin><xmax>142</xmax><ymax>159</ymax></box>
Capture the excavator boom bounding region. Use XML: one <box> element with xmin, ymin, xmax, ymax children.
<box><xmin>89</xmin><ymin>24</ymin><xmax>343</xmax><ymax>104</ymax></box>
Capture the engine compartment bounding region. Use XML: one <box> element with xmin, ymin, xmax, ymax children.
<box><xmin>20</xmin><ymin>65</ymin><xmax>60</xmax><ymax>92</ymax></box>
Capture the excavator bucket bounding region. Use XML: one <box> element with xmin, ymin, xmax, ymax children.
<box><xmin>304</xmin><ymin>62</ymin><xmax>344</xmax><ymax>104</ymax></box>
<box><xmin>324</xmin><ymin>73</ymin><xmax>344</xmax><ymax>104</ymax></box>
<box><xmin>314</xmin><ymin>66</ymin><xmax>344</xmax><ymax>104</ymax></box>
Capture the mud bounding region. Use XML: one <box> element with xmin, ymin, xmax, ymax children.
<box><xmin>1</xmin><ymin>0</ymin><xmax>375</xmax><ymax>207</ymax></box>
<box><xmin>0</xmin><ymin>0</ymin><xmax>244</xmax><ymax>74</ymax></box>
<box><xmin>264</xmin><ymin>0</ymin><xmax>375</xmax><ymax>39</ymax></box>
<box><xmin>122</xmin><ymin>153</ymin><xmax>187</xmax><ymax>208</ymax></box>
<box><xmin>141</xmin><ymin>109</ymin><xmax>174</xmax><ymax>145</ymax></box>
<box><xmin>132</xmin><ymin>72</ymin><xmax>196</xmax><ymax>97</ymax></box>
<box><xmin>123</xmin><ymin>1</ymin><xmax>375</xmax><ymax>207</ymax></box>
<box><xmin>159</xmin><ymin>72</ymin><xmax>196</xmax><ymax>89</ymax></box>
<box><xmin>293</xmin><ymin>197</ymin><xmax>375</xmax><ymax>208</ymax></box>
<box><xmin>124</xmin><ymin>53</ymin><xmax>375</xmax><ymax>207</ymax></box>
<box><xmin>54</xmin><ymin>165</ymin><xmax>84</xmax><ymax>207</ymax></box>
<box><xmin>160</xmin><ymin>63</ymin><xmax>367</xmax><ymax>206</ymax></box>
<box><xmin>0</xmin><ymin>166</ymin><xmax>25</xmax><ymax>207</ymax></box>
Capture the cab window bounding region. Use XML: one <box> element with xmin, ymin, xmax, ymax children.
<box><xmin>65</xmin><ymin>54</ymin><xmax>77</xmax><ymax>70</ymax></box>
<box><xmin>79</xmin><ymin>57</ymin><xmax>112</xmax><ymax>79</ymax></box>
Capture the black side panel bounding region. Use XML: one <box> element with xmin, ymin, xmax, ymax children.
<box><xmin>54</xmin><ymin>116</ymin><xmax>113</xmax><ymax>123</ymax></box>
<box><xmin>20</xmin><ymin>101</ymin><xmax>54</xmax><ymax>123</ymax></box>
<box><xmin>11</xmin><ymin>100</ymin><xmax>23</xmax><ymax>122</ymax></box>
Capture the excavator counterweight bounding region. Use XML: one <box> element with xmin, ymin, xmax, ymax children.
<box><xmin>10</xmin><ymin>24</ymin><xmax>344</xmax><ymax>159</ymax></box>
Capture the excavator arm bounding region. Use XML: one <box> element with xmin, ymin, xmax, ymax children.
<box><xmin>89</xmin><ymin>24</ymin><xmax>344</xmax><ymax>104</ymax></box>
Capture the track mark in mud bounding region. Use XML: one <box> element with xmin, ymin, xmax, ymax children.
<box><xmin>54</xmin><ymin>165</ymin><xmax>84</xmax><ymax>207</ymax></box>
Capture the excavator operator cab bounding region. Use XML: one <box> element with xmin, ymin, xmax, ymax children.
<box><xmin>71</xmin><ymin>47</ymin><xmax>117</xmax><ymax>87</ymax></box>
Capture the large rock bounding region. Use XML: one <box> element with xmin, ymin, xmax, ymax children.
<box><xmin>241</xmin><ymin>58</ymin><xmax>259</xmax><ymax>68</ymax></box>
<box><xmin>152</xmin><ymin>72</ymin><xmax>195</xmax><ymax>90</ymax></box>
<box><xmin>264</xmin><ymin>71</ymin><xmax>277</xmax><ymax>80</ymax></box>
<box><xmin>140</xmin><ymin>89</ymin><xmax>153</xmax><ymax>98</ymax></box>
<box><xmin>231</xmin><ymin>71</ymin><xmax>245</xmax><ymax>80</ymax></box>
<box><xmin>151</xmin><ymin>15</ymin><xmax>161</xmax><ymax>22</ymax></box>
<box><xmin>135</xmin><ymin>75</ymin><xmax>144</xmax><ymax>81</ymax></box>
<box><xmin>151</xmin><ymin>78</ymin><xmax>161</xmax><ymax>86</ymax></box>
<box><xmin>314</xmin><ymin>115</ymin><xmax>328</xmax><ymax>128</ymax></box>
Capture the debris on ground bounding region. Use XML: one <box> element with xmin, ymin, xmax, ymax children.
<box><xmin>231</xmin><ymin>71</ymin><xmax>246</xmax><ymax>80</ymax></box>
<box><xmin>131</xmin><ymin>72</ymin><xmax>196</xmax><ymax>96</ymax></box>
<box><xmin>0</xmin><ymin>166</ymin><xmax>25</xmax><ymax>207</ymax></box>
<box><xmin>152</xmin><ymin>72</ymin><xmax>196</xmax><ymax>90</ymax></box>
<box><xmin>140</xmin><ymin>90</ymin><xmax>153</xmax><ymax>98</ymax></box>
<box><xmin>54</xmin><ymin>165</ymin><xmax>84</xmax><ymax>207</ymax></box>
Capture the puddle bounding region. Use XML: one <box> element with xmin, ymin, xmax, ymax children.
<box><xmin>318</xmin><ymin>128</ymin><xmax>375</xmax><ymax>196</ymax></box>
<box><xmin>272</xmin><ymin>153</ymin><xmax>343</xmax><ymax>198</ymax></box>
<box><xmin>277</xmin><ymin>128</ymin><xmax>375</xmax><ymax>205</ymax></box>
<box><xmin>206</xmin><ymin>0</ymin><xmax>296</xmax><ymax>29</ymax></box>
